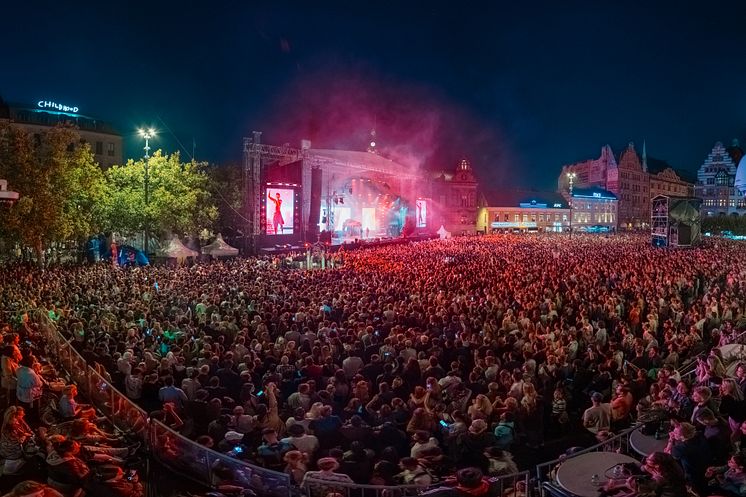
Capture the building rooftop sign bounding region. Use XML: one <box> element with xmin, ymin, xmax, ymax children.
<box><xmin>37</xmin><ymin>100</ymin><xmax>78</xmax><ymax>114</ymax></box>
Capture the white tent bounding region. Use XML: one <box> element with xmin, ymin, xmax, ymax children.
<box><xmin>437</xmin><ymin>225</ymin><xmax>451</xmax><ymax>240</ymax></box>
<box><xmin>160</xmin><ymin>235</ymin><xmax>199</xmax><ymax>259</ymax></box>
<box><xmin>202</xmin><ymin>234</ymin><xmax>239</xmax><ymax>257</ymax></box>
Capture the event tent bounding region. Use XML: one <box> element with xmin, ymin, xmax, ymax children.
<box><xmin>159</xmin><ymin>236</ymin><xmax>199</xmax><ymax>259</ymax></box>
<box><xmin>202</xmin><ymin>234</ymin><xmax>239</xmax><ymax>257</ymax></box>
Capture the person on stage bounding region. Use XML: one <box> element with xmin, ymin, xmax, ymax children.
<box><xmin>268</xmin><ymin>192</ymin><xmax>285</xmax><ymax>234</ymax></box>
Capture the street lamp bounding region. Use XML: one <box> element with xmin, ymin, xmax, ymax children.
<box><xmin>138</xmin><ymin>128</ymin><xmax>156</xmax><ymax>254</ymax></box>
<box><xmin>566</xmin><ymin>172</ymin><xmax>576</xmax><ymax>236</ymax></box>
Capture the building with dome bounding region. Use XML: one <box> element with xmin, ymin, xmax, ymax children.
<box><xmin>736</xmin><ymin>155</ymin><xmax>746</xmax><ymax>198</ymax></box>
<box><xmin>695</xmin><ymin>141</ymin><xmax>746</xmax><ymax>217</ymax></box>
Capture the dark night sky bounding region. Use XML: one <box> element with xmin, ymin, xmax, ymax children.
<box><xmin>3</xmin><ymin>1</ymin><xmax>746</xmax><ymax>190</ymax></box>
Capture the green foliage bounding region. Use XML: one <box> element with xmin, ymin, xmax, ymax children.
<box><xmin>701</xmin><ymin>214</ymin><xmax>746</xmax><ymax>236</ymax></box>
<box><xmin>103</xmin><ymin>151</ymin><xmax>217</xmax><ymax>238</ymax></box>
<box><xmin>0</xmin><ymin>123</ymin><xmax>106</xmax><ymax>253</ymax></box>
<box><xmin>208</xmin><ymin>163</ymin><xmax>244</xmax><ymax>236</ymax></box>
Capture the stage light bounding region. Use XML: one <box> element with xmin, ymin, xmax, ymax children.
<box><xmin>370</xmin><ymin>141</ymin><xmax>376</xmax><ymax>147</ymax></box>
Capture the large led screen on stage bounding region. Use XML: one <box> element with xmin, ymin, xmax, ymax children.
<box><xmin>266</xmin><ymin>188</ymin><xmax>294</xmax><ymax>235</ymax></box>
<box><xmin>416</xmin><ymin>200</ymin><xmax>427</xmax><ymax>228</ymax></box>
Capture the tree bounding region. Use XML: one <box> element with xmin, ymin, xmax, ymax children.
<box><xmin>0</xmin><ymin>123</ymin><xmax>106</xmax><ymax>263</ymax></box>
<box><xmin>208</xmin><ymin>162</ymin><xmax>244</xmax><ymax>239</ymax></box>
<box><xmin>102</xmin><ymin>151</ymin><xmax>218</xmax><ymax>244</ymax></box>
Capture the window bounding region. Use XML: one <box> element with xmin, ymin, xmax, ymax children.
<box><xmin>504</xmin><ymin>214</ymin><xmax>509</xmax><ymax>222</ymax></box>
<box><xmin>514</xmin><ymin>214</ymin><xmax>520</xmax><ymax>222</ymax></box>
<box><xmin>522</xmin><ymin>214</ymin><xmax>528</xmax><ymax>223</ymax></box>
<box><xmin>95</xmin><ymin>141</ymin><xmax>103</xmax><ymax>155</ymax></box>
<box><xmin>107</xmin><ymin>142</ymin><xmax>115</xmax><ymax>157</ymax></box>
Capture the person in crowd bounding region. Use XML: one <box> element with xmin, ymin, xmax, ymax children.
<box><xmin>15</xmin><ymin>355</ymin><xmax>43</xmax><ymax>420</ymax></box>
<box><xmin>0</xmin><ymin>406</ymin><xmax>34</xmax><ymax>474</ymax></box>
<box><xmin>59</xmin><ymin>385</ymin><xmax>97</xmax><ymax>420</ymax></box>
<box><xmin>706</xmin><ymin>453</ymin><xmax>746</xmax><ymax>497</ymax></box>
<box><xmin>583</xmin><ymin>392</ymin><xmax>611</xmax><ymax>434</ymax></box>
<box><xmin>1</xmin><ymin>480</ymin><xmax>64</xmax><ymax>497</ymax></box>
<box><xmin>666</xmin><ymin>421</ymin><xmax>713</xmax><ymax>493</ymax></box>
<box><xmin>45</xmin><ymin>437</ymin><xmax>91</xmax><ymax>495</ymax></box>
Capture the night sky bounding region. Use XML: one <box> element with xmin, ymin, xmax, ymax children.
<box><xmin>3</xmin><ymin>1</ymin><xmax>746</xmax><ymax>190</ymax></box>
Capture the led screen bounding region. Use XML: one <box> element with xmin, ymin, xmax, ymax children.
<box><xmin>416</xmin><ymin>200</ymin><xmax>427</xmax><ymax>228</ymax></box>
<box><xmin>265</xmin><ymin>188</ymin><xmax>294</xmax><ymax>235</ymax></box>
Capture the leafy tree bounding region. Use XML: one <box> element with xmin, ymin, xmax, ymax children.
<box><xmin>0</xmin><ymin>123</ymin><xmax>106</xmax><ymax>263</ymax></box>
<box><xmin>701</xmin><ymin>214</ymin><xmax>746</xmax><ymax>236</ymax></box>
<box><xmin>208</xmin><ymin>162</ymin><xmax>244</xmax><ymax>238</ymax></box>
<box><xmin>102</xmin><ymin>151</ymin><xmax>218</xmax><ymax>244</ymax></box>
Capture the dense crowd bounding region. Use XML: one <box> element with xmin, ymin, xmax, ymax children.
<box><xmin>1</xmin><ymin>233</ymin><xmax>746</xmax><ymax>497</ymax></box>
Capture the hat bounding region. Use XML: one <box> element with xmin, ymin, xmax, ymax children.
<box><xmin>591</xmin><ymin>392</ymin><xmax>603</xmax><ymax>402</ymax></box>
<box><xmin>469</xmin><ymin>419</ymin><xmax>488</xmax><ymax>434</ymax></box>
<box><xmin>224</xmin><ymin>431</ymin><xmax>243</xmax><ymax>442</ymax></box>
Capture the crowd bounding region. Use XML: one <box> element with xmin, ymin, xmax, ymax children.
<box><xmin>0</xmin><ymin>233</ymin><xmax>745</xmax><ymax>497</ymax></box>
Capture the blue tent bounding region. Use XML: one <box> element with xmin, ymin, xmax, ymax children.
<box><xmin>117</xmin><ymin>245</ymin><xmax>150</xmax><ymax>266</ymax></box>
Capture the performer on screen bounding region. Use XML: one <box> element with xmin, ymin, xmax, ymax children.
<box><xmin>416</xmin><ymin>201</ymin><xmax>424</xmax><ymax>225</ymax></box>
<box><xmin>268</xmin><ymin>192</ymin><xmax>285</xmax><ymax>234</ymax></box>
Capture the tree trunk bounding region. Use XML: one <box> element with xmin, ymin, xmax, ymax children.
<box><xmin>34</xmin><ymin>238</ymin><xmax>45</xmax><ymax>268</ymax></box>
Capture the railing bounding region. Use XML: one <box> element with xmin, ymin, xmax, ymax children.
<box><xmin>535</xmin><ymin>426</ymin><xmax>636</xmax><ymax>497</ymax></box>
<box><xmin>38</xmin><ymin>323</ymin><xmax>291</xmax><ymax>497</ymax></box>
<box><xmin>300</xmin><ymin>471</ymin><xmax>531</xmax><ymax>497</ymax></box>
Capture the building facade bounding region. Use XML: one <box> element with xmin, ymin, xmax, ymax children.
<box><xmin>565</xmin><ymin>186</ymin><xmax>618</xmax><ymax>231</ymax></box>
<box><xmin>695</xmin><ymin>141</ymin><xmax>746</xmax><ymax>217</ymax></box>
<box><xmin>477</xmin><ymin>191</ymin><xmax>570</xmax><ymax>232</ymax></box>
<box><xmin>432</xmin><ymin>159</ymin><xmax>478</xmax><ymax>234</ymax></box>
<box><xmin>0</xmin><ymin>97</ymin><xmax>123</xmax><ymax>169</ymax></box>
<box><xmin>559</xmin><ymin>142</ymin><xmax>694</xmax><ymax>229</ymax></box>
<box><xmin>649</xmin><ymin>166</ymin><xmax>695</xmax><ymax>200</ymax></box>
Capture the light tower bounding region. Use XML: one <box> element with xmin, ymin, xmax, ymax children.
<box><xmin>566</xmin><ymin>171</ymin><xmax>576</xmax><ymax>236</ymax></box>
<box><xmin>138</xmin><ymin>128</ymin><xmax>157</xmax><ymax>254</ymax></box>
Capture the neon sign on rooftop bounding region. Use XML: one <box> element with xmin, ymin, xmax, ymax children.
<box><xmin>37</xmin><ymin>100</ymin><xmax>79</xmax><ymax>113</ymax></box>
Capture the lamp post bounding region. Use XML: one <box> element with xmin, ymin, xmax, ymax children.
<box><xmin>566</xmin><ymin>172</ymin><xmax>576</xmax><ymax>237</ymax></box>
<box><xmin>138</xmin><ymin>128</ymin><xmax>156</xmax><ymax>255</ymax></box>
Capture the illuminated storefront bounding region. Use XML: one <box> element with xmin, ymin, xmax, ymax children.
<box><xmin>477</xmin><ymin>191</ymin><xmax>571</xmax><ymax>233</ymax></box>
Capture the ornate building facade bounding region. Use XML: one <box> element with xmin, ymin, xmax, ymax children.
<box><xmin>695</xmin><ymin>141</ymin><xmax>746</xmax><ymax>217</ymax></box>
<box><xmin>559</xmin><ymin>142</ymin><xmax>694</xmax><ymax>229</ymax></box>
<box><xmin>432</xmin><ymin>159</ymin><xmax>478</xmax><ymax>234</ymax></box>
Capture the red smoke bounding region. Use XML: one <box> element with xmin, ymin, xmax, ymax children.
<box><xmin>258</xmin><ymin>65</ymin><xmax>511</xmax><ymax>179</ymax></box>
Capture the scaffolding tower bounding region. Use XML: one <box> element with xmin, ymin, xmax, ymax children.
<box><xmin>651</xmin><ymin>195</ymin><xmax>669</xmax><ymax>247</ymax></box>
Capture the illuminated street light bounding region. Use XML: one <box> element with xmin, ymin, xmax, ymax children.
<box><xmin>138</xmin><ymin>128</ymin><xmax>157</xmax><ymax>254</ymax></box>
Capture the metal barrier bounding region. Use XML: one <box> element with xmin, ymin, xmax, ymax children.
<box><xmin>535</xmin><ymin>426</ymin><xmax>636</xmax><ymax>497</ymax></box>
<box><xmin>38</xmin><ymin>323</ymin><xmax>292</xmax><ymax>497</ymax></box>
<box><xmin>300</xmin><ymin>470</ymin><xmax>531</xmax><ymax>497</ymax></box>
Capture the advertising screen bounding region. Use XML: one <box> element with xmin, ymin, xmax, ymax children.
<box><xmin>416</xmin><ymin>200</ymin><xmax>427</xmax><ymax>228</ymax></box>
<box><xmin>265</xmin><ymin>188</ymin><xmax>294</xmax><ymax>235</ymax></box>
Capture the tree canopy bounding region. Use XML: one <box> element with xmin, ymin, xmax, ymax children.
<box><xmin>103</xmin><ymin>151</ymin><xmax>218</xmax><ymax>240</ymax></box>
<box><xmin>0</xmin><ymin>123</ymin><xmax>106</xmax><ymax>255</ymax></box>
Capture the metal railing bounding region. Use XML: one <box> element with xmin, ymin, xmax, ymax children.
<box><xmin>300</xmin><ymin>471</ymin><xmax>531</xmax><ymax>497</ymax></box>
<box><xmin>535</xmin><ymin>426</ymin><xmax>636</xmax><ymax>497</ymax></box>
<box><xmin>38</xmin><ymin>323</ymin><xmax>291</xmax><ymax>497</ymax></box>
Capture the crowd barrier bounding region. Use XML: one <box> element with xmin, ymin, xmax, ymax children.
<box><xmin>40</xmin><ymin>324</ymin><xmax>292</xmax><ymax>497</ymax></box>
<box><xmin>534</xmin><ymin>426</ymin><xmax>636</xmax><ymax>497</ymax></box>
<box><xmin>300</xmin><ymin>470</ymin><xmax>531</xmax><ymax>497</ymax></box>
<box><xmin>38</xmin><ymin>321</ymin><xmax>542</xmax><ymax>497</ymax></box>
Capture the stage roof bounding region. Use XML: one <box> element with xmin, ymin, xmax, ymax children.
<box><xmin>309</xmin><ymin>149</ymin><xmax>421</xmax><ymax>180</ymax></box>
